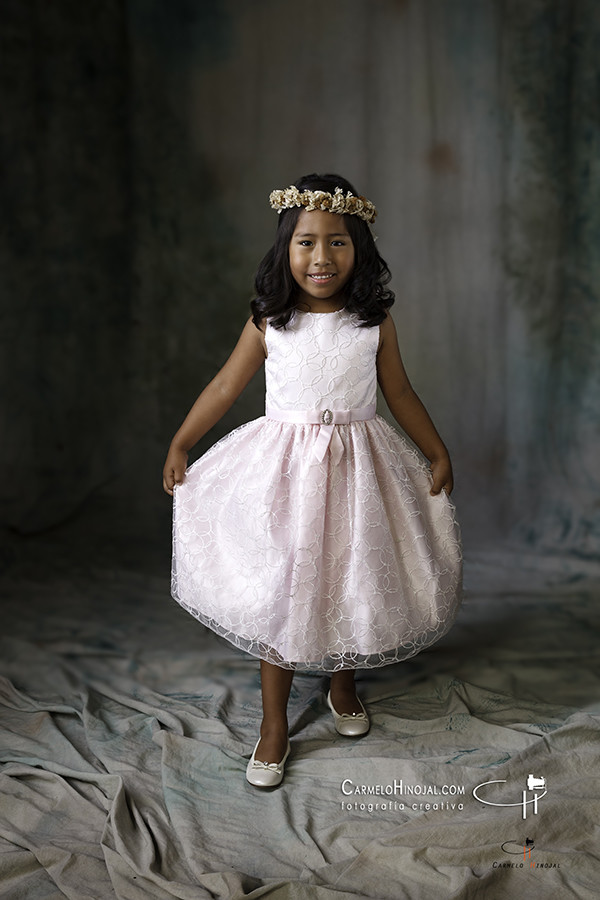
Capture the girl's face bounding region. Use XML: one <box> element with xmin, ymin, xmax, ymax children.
<box><xmin>289</xmin><ymin>210</ymin><xmax>355</xmax><ymax>311</ymax></box>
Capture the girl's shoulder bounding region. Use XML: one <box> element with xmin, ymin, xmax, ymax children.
<box><xmin>251</xmin><ymin>316</ymin><xmax>268</xmax><ymax>355</ymax></box>
<box><xmin>378</xmin><ymin>309</ymin><xmax>396</xmax><ymax>335</ymax></box>
<box><xmin>236</xmin><ymin>315</ymin><xmax>268</xmax><ymax>359</ymax></box>
<box><xmin>253</xmin><ymin>315</ymin><xmax>268</xmax><ymax>335</ymax></box>
<box><xmin>376</xmin><ymin>310</ymin><xmax>398</xmax><ymax>352</ymax></box>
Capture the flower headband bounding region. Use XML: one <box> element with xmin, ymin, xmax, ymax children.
<box><xmin>269</xmin><ymin>185</ymin><xmax>377</xmax><ymax>224</ymax></box>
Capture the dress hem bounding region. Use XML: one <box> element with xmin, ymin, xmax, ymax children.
<box><xmin>171</xmin><ymin>593</ymin><xmax>462</xmax><ymax>673</ymax></box>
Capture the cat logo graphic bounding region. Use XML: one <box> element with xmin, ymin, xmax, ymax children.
<box><xmin>502</xmin><ymin>837</ymin><xmax>535</xmax><ymax>856</ymax></box>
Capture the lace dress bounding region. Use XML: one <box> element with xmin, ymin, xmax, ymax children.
<box><xmin>172</xmin><ymin>309</ymin><xmax>462</xmax><ymax>671</ymax></box>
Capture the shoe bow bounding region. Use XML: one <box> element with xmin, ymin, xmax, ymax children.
<box><xmin>251</xmin><ymin>759</ymin><xmax>283</xmax><ymax>773</ymax></box>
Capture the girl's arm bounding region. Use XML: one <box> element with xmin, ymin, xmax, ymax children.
<box><xmin>376</xmin><ymin>312</ymin><xmax>453</xmax><ymax>495</ymax></box>
<box><xmin>162</xmin><ymin>317</ymin><xmax>267</xmax><ymax>495</ymax></box>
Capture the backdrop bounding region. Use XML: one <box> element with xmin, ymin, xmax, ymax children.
<box><xmin>1</xmin><ymin>0</ymin><xmax>599</xmax><ymax>557</ymax></box>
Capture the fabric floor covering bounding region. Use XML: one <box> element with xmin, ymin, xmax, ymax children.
<box><xmin>1</xmin><ymin>532</ymin><xmax>599</xmax><ymax>899</ymax></box>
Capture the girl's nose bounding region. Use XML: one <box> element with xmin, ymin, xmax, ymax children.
<box><xmin>314</xmin><ymin>243</ymin><xmax>332</xmax><ymax>265</ymax></box>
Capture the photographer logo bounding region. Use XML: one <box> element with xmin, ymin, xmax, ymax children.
<box><xmin>472</xmin><ymin>774</ymin><xmax>547</xmax><ymax>820</ymax></box>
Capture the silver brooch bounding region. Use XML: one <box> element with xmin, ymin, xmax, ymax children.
<box><xmin>321</xmin><ymin>408</ymin><xmax>334</xmax><ymax>425</ymax></box>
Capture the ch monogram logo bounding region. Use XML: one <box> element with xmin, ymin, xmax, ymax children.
<box><xmin>473</xmin><ymin>775</ymin><xmax>547</xmax><ymax>820</ymax></box>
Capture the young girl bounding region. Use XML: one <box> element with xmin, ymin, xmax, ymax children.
<box><xmin>163</xmin><ymin>173</ymin><xmax>462</xmax><ymax>788</ymax></box>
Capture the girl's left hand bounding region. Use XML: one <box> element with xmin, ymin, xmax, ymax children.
<box><xmin>430</xmin><ymin>457</ymin><xmax>454</xmax><ymax>496</ymax></box>
<box><xmin>163</xmin><ymin>445</ymin><xmax>189</xmax><ymax>496</ymax></box>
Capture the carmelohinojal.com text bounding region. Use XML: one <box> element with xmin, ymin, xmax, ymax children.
<box><xmin>340</xmin><ymin>779</ymin><xmax>466</xmax><ymax>813</ymax></box>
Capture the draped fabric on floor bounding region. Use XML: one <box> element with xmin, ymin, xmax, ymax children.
<box><xmin>1</xmin><ymin>0</ymin><xmax>599</xmax><ymax>552</ymax></box>
<box><xmin>1</xmin><ymin>536</ymin><xmax>599</xmax><ymax>898</ymax></box>
<box><xmin>1</xmin><ymin>1</ymin><xmax>600</xmax><ymax>897</ymax></box>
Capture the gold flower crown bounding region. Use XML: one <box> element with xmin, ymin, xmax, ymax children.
<box><xmin>269</xmin><ymin>185</ymin><xmax>377</xmax><ymax>224</ymax></box>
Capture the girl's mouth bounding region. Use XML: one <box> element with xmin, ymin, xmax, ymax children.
<box><xmin>308</xmin><ymin>273</ymin><xmax>335</xmax><ymax>282</ymax></box>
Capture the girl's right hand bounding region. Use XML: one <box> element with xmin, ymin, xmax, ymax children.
<box><xmin>162</xmin><ymin>446</ymin><xmax>189</xmax><ymax>496</ymax></box>
<box><xmin>429</xmin><ymin>455</ymin><xmax>454</xmax><ymax>496</ymax></box>
<box><xmin>160</xmin><ymin>317</ymin><xmax>267</xmax><ymax>498</ymax></box>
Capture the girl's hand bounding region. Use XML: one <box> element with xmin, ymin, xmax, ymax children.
<box><xmin>163</xmin><ymin>446</ymin><xmax>189</xmax><ymax>496</ymax></box>
<box><xmin>377</xmin><ymin>314</ymin><xmax>454</xmax><ymax>498</ymax></box>
<box><xmin>161</xmin><ymin>318</ymin><xmax>267</xmax><ymax>496</ymax></box>
<box><xmin>430</xmin><ymin>456</ymin><xmax>454</xmax><ymax>496</ymax></box>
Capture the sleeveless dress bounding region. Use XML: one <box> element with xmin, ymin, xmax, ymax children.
<box><xmin>171</xmin><ymin>310</ymin><xmax>462</xmax><ymax>671</ymax></box>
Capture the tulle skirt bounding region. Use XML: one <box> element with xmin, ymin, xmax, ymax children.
<box><xmin>171</xmin><ymin>415</ymin><xmax>462</xmax><ymax>672</ymax></box>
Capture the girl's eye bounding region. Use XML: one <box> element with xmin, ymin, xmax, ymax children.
<box><xmin>295</xmin><ymin>239</ymin><xmax>348</xmax><ymax>248</ymax></box>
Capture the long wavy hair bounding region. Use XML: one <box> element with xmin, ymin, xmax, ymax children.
<box><xmin>251</xmin><ymin>173</ymin><xmax>394</xmax><ymax>329</ymax></box>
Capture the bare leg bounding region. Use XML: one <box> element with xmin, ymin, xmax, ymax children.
<box><xmin>255</xmin><ymin>660</ymin><xmax>294</xmax><ymax>763</ymax></box>
<box><xmin>329</xmin><ymin>669</ymin><xmax>364</xmax><ymax>714</ymax></box>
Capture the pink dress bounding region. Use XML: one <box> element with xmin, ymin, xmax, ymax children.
<box><xmin>171</xmin><ymin>309</ymin><xmax>462</xmax><ymax>671</ymax></box>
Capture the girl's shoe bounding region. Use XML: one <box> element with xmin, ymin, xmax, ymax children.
<box><xmin>327</xmin><ymin>691</ymin><xmax>370</xmax><ymax>736</ymax></box>
<box><xmin>246</xmin><ymin>737</ymin><xmax>291</xmax><ymax>787</ymax></box>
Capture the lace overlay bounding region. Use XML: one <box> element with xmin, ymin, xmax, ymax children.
<box><xmin>172</xmin><ymin>310</ymin><xmax>462</xmax><ymax>671</ymax></box>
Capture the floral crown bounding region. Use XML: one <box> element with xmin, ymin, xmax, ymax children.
<box><xmin>269</xmin><ymin>185</ymin><xmax>377</xmax><ymax>224</ymax></box>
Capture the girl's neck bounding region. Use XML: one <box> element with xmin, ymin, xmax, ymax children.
<box><xmin>295</xmin><ymin>299</ymin><xmax>346</xmax><ymax>315</ymax></box>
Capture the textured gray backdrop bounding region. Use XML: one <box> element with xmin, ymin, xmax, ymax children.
<box><xmin>1</xmin><ymin>5</ymin><xmax>600</xmax><ymax>897</ymax></box>
<box><xmin>1</xmin><ymin>0</ymin><xmax>599</xmax><ymax>558</ymax></box>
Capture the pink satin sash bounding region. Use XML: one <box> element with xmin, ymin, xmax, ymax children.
<box><xmin>266</xmin><ymin>403</ymin><xmax>376</xmax><ymax>464</ymax></box>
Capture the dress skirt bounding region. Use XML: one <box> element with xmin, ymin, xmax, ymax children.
<box><xmin>171</xmin><ymin>414</ymin><xmax>462</xmax><ymax>672</ymax></box>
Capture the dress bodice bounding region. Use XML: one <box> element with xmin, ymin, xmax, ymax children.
<box><xmin>264</xmin><ymin>310</ymin><xmax>380</xmax><ymax>411</ymax></box>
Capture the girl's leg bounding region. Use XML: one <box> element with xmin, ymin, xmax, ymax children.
<box><xmin>329</xmin><ymin>668</ymin><xmax>364</xmax><ymax>715</ymax></box>
<box><xmin>255</xmin><ymin>660</ymin><xmax>294</xmax><ymax>763</ymax></box>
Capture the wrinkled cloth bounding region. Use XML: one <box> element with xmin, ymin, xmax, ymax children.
<box><xmin>172</xmin><ymin>310</ymin><xmax>462</xmax><ymax>670</ymax></box>
<box><xmin>1</xmin><ymin>543</ymin><xmax>600</xmax><ymax>899</ymax></box>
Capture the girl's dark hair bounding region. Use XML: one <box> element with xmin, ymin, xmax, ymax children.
<box><xmin>251</xmin><ymin>173</ymin><xmax>394</xmax><ymax>329</ymax></box>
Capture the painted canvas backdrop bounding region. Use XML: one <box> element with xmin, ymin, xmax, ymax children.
<box><xmin>1</xmin><ymin>0</ymin><xmax>598</xmax><ymax>556</ymax></box>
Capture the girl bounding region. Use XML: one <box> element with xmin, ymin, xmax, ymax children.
<box><xmin>163</xmin><ymin>173</ymin><xmax>462</xmax><ymax>788</ymax></box>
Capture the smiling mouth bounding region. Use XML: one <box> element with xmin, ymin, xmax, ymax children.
<box><xmin>308</xmin><ymin>273</ymin><xmax>335</xmax><ymax>282</ymax></box>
